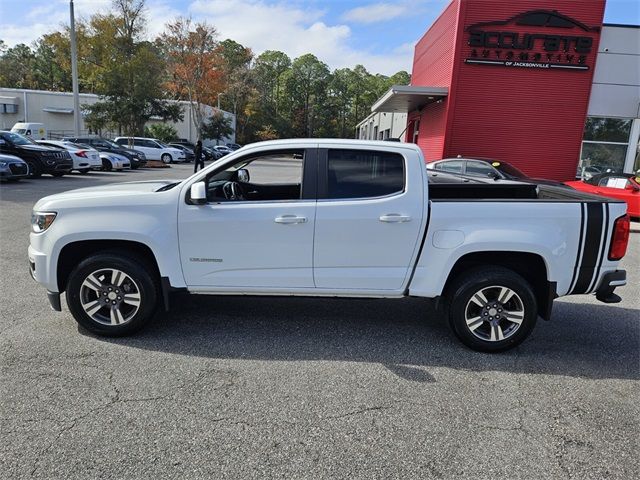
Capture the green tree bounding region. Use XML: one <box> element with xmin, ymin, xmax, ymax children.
<box><xmin>84</xmin><ymin>0</ymin><xmax>182</xmax><ymax>135</ymax></box>
<box><xmin>283</xmin><ymin>54</ymin><xmax>330</xmax><ymax>137</ymax></box>
<box><xmin>201</xmin><ymin>112</ymin><xmax>234</xmax><ymax>144</ymax></box>
<box><xmin>144</xmin><ymin>123</ymin><xmax>178</xmax><ymax>142</ymax></box>
<box><xmin>0</xmin><ymin>44</ymin><xmax>36</xmax><ymax>88</ymax></box>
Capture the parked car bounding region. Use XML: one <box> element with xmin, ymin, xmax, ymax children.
<box><xmin>63</xmin><ymin>136</ymin><xmax>147</xmax><ymax>169</ymax></box>
<box><xmin>29</xmin><ymin>139</ymin><xmax>629</xmax><ymax>353</ymax></box>
<box><xmin>171</xmin><ymin>139</ymin><xmax>216</xmax><ymax>161</ymax></box>
<box><xmin>99</xmin><ymin>152</ymin><xmax>129</xmax><ymax>171</ymax></box>
<box><xmin>202</xmin><ymin>146</ymin><xmax>219</xmax><ymax>161</ymax></box>
<box><xmin>0</xmin><ymin>153</ymin><xmax>29</xmax><ymax>181</ymax></box>
<box><xmin>168</xmin><ymin>143</ymin><xmax>195</xmax><ymax>162</ymax></box>
<box><xmin>566</xmin><ymin>173</ymin><xmax>640</xmax><ymax>218</ymax></box>
<box><xmin>37</xmin><ymin>140</ymin><xmax>102</xmax><ymax>174</ymax></box>
<box><xmin>428</xmin><ymin>157</ymin><xmax>565</xmax><ymax>186</ymax></box>
<box><xmin>113</xmin><ymin>137</ymin><xmax>186</xmax><ymax>163</ymax></box>
<box><xmin>212</xmin><ymin>145</ymin><xmax>232</xmax><ymax>157</ymax></box>
<box><xmin>0</xmin><ymin>131</ymin><xmax>72</xmax><ymax>177</ymax></box>
<box><xmin>226</xmin><ymin>143</ymin><xmax>242</xmax><ymax>151</ymax></box>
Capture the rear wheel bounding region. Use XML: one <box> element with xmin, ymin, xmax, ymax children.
<box><xmin>445</xmin><ymin>267</ymin><xmax>537</xmax><ymax>352</ymax></box>
<box><xmin>66</xmin><ymin>253</ymin><xmax>159</xmax><ymax>336</ymax></box>
<box><xmin>102</xmin><ymin>159</ymin><xmax>112</xmax><ymax>171</ymax></box>
<box><xmin>161</xmin><ymin>153</ymin><xmax>172</xmax><ymax>164</ymax></box>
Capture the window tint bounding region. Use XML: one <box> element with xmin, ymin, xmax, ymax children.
<box><xmin>437</xmin><ymin>160</ymin><xmax>463</xmax><ymax>174</ymax></box>
<box><xmin>465</xmin><ymin>161</ymin><xmax>496</xmax><ymax>177</ymax></box>
<box><xmin>327</xmin><ymin>149</ymin><xmax>404</xmax><ymax>199</ymax></box>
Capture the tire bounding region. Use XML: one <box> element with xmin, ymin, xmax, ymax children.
<box><xmin>65</xmin><ymin>252</ymin><xmax>159</xmax><ymax>336</ymax></box>
<box><xmin>27</xmin><ymin>161</ymin><xmax>42</xmax><ymax>178</ymax></box>
<box><xmin>161</xmin><ymin>153</ymin><xmax>172</xmax><ymax>164</ymax></box>
<box><xmin>102</xmin><ymin>160</ymin><xmax>112</xmax><ymax>171</ymax></box>
<box><xmin>445</xmin><ymin>266</ymin><xmax>537</xmax><ymax>352</ymax></box>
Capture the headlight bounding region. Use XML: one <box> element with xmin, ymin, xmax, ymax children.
<box><xmin>0</xmin><ymin>161</ymin><xmax>7</xmax><ymax>167</ymax></box>
<box><xmin>31</xmin><ymin>212</ymin><xmax>57</xmax><ymax>233</ymax></box>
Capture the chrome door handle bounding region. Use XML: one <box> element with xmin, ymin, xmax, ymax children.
<box><xmin>275</xmin><ymin>215</ymin><xmax>307</xmax><ymax>224</ymax></box>
<box><xmin>379</xmin><ymin>214</ymin><xmax>411</xmax><ymax>223</ymax></box>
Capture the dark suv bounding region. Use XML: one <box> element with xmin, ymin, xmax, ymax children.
<box><xmin>63</xmin><ymin>136</ymin><xmax>147</xmax><ymax>169</ymax></box>
<box><xmin>0</xmin><ymin>131</ymin><xmax>72</xmax><ymax>177</ymax></box>
<box><xmin>172</xmin><ymin>138</ymin><xmax>216</xmax><ymax>161</ymax></box>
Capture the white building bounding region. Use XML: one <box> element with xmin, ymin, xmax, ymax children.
<box><xmin>0</xmin><ymin>87</ymin><xmax>236</xmax><ymax>144</ymax></box>
<box><xmin>355</xmin><ymin>24</ymin><xmax>640</xmax><ymax>174</ymax></box>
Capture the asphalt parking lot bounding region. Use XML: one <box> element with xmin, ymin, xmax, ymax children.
<box><xmin>1</xmin><ymin>165</ymin><xmax>638</xmax><ymax>479</ymax></box>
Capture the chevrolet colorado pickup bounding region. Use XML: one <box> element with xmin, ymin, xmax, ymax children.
<box><xmin>28</xmin><ymin>140</ymin><xmax>630</xmax><ymax>351</ymax></box>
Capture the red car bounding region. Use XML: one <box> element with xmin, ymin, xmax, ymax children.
<box><xmin>566</xmin><ymin>173</ymin><xmax>640</xmax><ymax>218</ymax></box>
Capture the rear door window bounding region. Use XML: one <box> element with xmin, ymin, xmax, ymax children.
<box><xmin>326</xmin><ymin>149</ymin><xmax>404</xmax><ymax>199</ymax></box>
<box><xmin>437</xmin><ymin>160</ymin><xmax>464</xmax><ymax>174</ymax></box>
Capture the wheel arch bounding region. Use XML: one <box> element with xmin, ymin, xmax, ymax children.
<box><xmin>57</xmin><ymin>240</ymin><xmax>161</xmax><ymax>293</ymax></box>
<box><xmin>442</xmin><ymin>251</ymin><xmax>556</xmax><ymax>320</ymax></box>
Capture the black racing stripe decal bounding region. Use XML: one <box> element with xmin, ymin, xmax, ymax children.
<box><xmin>567</xmin><ymin>203</ymin><xmax>586</xmax><ymax>294</ymax></box>
<box><xmin>572</xmin><ymin>202</ymin><xmax>604</xmax><ymax>294</ymax></box>
<box><xmin>588</xmin><ymin>203</ymin><xmax>609</xmax><ymax>293</ymax></box>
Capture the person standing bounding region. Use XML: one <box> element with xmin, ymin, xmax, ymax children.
<box><xmin>193</xmin><ymin>140</ymin><xmax>204</xmax><ymax>173</ymax></box>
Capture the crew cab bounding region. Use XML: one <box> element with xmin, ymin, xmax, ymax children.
<box><xmin>28</xmin><ymin>140</ymin><xmax>630</xmax><ymax>352</ymax></box>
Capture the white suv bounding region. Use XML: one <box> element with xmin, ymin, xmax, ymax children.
<box><xmin>113</xmin><ymin>137</ymin><xmax>186</xmax><ymax>163</ymax></box>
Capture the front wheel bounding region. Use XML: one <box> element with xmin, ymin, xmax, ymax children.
<box><xmin>161</xmin><ymin>153</ymin><xmax>172</xmax><ymax>164</ymax></box>
<box><xmin>27</xmin><ymin>161</ymin><xmax>42</xmax><ymax>178</ymax></box>
<box><xmin>445</xmin><ymin>267</ymin><xmax>537</xmax><ymax>352</ymax></box>
<box><xmin>66</xmin><ymin>253</ymin><xmax>159</xmax><ymax>336</ymax></box>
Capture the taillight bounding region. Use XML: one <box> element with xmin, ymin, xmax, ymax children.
<box><xmin>76</xmin><ymin>150</ymin><xmax>87</xmax><ymax>158</ymax></box>
<box><xmin>608</xmin><ymin>214</ymin><xmax>630</xmax><ymax>261</ymax></box>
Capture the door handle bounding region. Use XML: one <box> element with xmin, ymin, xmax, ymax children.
<box><xmin>275</xmin><ymin>215</ymin><xmax>307</xmax><ymax>224</ymax></box>
<box><xmin>379</xmin><ymin>214</ymin><xmax>411</xmax><ymax>223</ymax></box>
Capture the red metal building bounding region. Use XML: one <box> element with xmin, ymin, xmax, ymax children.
<box><xmin>371</xmin><ymin>0</ymin><xmax>606</xmax><ymax>181</ymax></box>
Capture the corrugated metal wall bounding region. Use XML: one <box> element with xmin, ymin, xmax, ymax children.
<box><xmin>410</xmin><ymin>0</ymin><xmax>460</xmax><ymax>160</ymax></box>
<box><xmin>444</xmin><ymin>0</ymin><xmax>605</xmax><ymax>180</ymax></box>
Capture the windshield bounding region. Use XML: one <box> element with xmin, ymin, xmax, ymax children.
<box><xmin>496</xmin><ymin>162</ymin><xmax>527</xmax><ymax>179</ymax></box>
<box><xmin>1</xmin><ymin>131</ymin><xmax>35</xmax><ymax>146</ymax></box>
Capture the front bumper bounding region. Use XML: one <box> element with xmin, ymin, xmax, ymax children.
<box><xmin>29</xmin><ymin>245</ymin><xmax>62</xmax><ymax>311</ymax></box>
<box><xmin>595</xmin><ymin>270</ymin><xmax>626</xmax><ymax>303</ymax></box>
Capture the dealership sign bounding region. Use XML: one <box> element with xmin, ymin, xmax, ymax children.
<box><xmin>464</xmin><ymin>10</ymin><xmax>600</xmax><ymax>71</ymax></box>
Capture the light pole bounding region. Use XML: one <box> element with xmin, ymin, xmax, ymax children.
<box><xmin>217</xmin><ymin>92</ymin><xmax>223</xmax><ymax>110</ymax></box>
<box><xmin>69</xmin><ymin>0</ymin><xmax>81</xmax><ymax>136</ymax></box>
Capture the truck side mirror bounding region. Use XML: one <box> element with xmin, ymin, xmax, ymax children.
<box><xmin>190</xmin><ymin>181</ymin><xmax>207</xmax><ymax>205</ymax></box>
<box><xmin>237</xmin><ymin>168</ymin><xmax>250</xmax><ymax>183</ymax></box>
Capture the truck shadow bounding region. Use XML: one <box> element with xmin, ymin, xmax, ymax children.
<box><xmin>93</xmin><ymin>295</ymin><xmax>639</xmax><ymax>381</ymax></box>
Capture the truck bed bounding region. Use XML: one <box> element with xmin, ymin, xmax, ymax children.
<box><xmin>428</xmin><ymin>182</ymin><xmax>619</xmax><ymax>203</ymax></box>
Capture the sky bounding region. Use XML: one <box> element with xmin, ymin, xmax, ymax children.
<box><xmin>1</xmin><ymin>0</ymin><xmax>638</xmax><ymax>76</ymax></box>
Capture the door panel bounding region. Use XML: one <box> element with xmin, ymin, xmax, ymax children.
<box><xmin>314</xmin><ymin>148</ymin><xmax>424</xmax><ymax>291</ymax></box>
<box><xmin>178</xmin><ymin>202</ymin><xmax>316</xmax><ymax>287</ymax></box>
<box><xmin>178</xmin><ymin>147</ymin><xmax>317</xmax><ymax>289</ymax></box>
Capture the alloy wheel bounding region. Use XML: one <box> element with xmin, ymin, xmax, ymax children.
<box><xmin>464</xmin><ymin>285</ymin><xmax>525</xmax><ymax>342</ymax></box>
<box><xmin>79</xmin><ymin>268</ymin><xmax>141</xmax><ymax>325</ymax></box>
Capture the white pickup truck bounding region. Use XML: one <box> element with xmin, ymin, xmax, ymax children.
<box><xmin>28</xmin><ymin>139</ymin><xmax>631</xmax><ymax>352</ymax></box>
